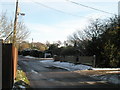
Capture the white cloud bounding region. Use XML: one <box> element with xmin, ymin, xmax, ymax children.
<box><xmin>26</xmin><ymin>18</ymin><xmax>87</xmax><ymax>43</ymax></box>
<box><xmin>24</xmin><ymin>0</ymin><xmax>119</xmax><ymax>3</ymax></box>
<box><xmin>76</xmin><ymin>0</ymin><xmax>119</xmax><ymax>2</ymax></box>
<box><xmin>1</xmin><ymin>0</ymin><xmax>118</xmax><ymax>3</ymax></box>
<box><xmin>86</xmin><ymin>12</ymin><xmax>112</xmax><ymax>19</ymax></box>
<box><xmin>26</xmin><ymin>12</ymin><xmax>111</xmax><ymax>43</ymax></box>
<box><xmin>26</xmin><ymin>23</ymin><xmax>70</xmax><ymax>43</ymax></box>
<box><xmin>0</xmin><ymin>5</ymin><xmax>2</xmax><ymax>12</ymax></box>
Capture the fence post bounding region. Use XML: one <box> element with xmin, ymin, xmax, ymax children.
<box><xmin>12</xmin><ymin>46</ymin><xmax>18</xmax><ymax>79</ymax></box>
<box><xmin>0</xmin><ymin>39</ymin><xmax>3</xmax><ymax>90</ymax></box>
<box><xmin>93</xmin><ymin>55</ymin><xmax>96</xmax><ymax>67</ymax></box>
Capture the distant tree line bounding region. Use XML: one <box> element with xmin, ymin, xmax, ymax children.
<box><xmin>18</xmin><ymin>41</ymin><xmax>48</xmax><ymax>58</ymax></box>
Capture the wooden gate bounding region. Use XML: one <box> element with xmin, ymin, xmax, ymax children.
<box><xmin>0</xmin><ymin>40</ymin><xmax>2</xmax><ymax>90</ymax></box>
<box><xmin>2</xmin><ymin>44</ymin><xmax>14</xmax><ymax>89</ymax></box>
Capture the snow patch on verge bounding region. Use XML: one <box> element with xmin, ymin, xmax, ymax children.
<box><xmin>40</xmin><ymin>60</ymin><xmax>54</xmax><ymax>63</ymax></box>
<box><xmin>18</xmin><ymin>85</ymin><xmax>26</xmax><ymax>88</ymax></box>
<box><xmin>24</xmin><ymin>56</ymin><xmax>36</xmax><ymax>59</ymax></box>
<box><xmin>40</xmin><ymin>60</ymin><xmax>92</xmax><ymax>71</ymax></box>
<box><xmin>90</xmin><ymin>74</ymin><xmax>120</xmax><ymax>84</ymax></box>
<box><xmin>31</xmin><ymin>70</ymin><xmax>38</xmax><ymax>74</ymax></box>
<box><xmin>39</xmin><ymin>59</ymin><xmax>120</xmax><ymax>85</ymax></box>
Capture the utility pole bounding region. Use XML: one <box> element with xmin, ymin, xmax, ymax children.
<box><xmin>118</xmin><ymin>1</ymin><xmax>120</xmax><ymax>16</ymax></box>
<box><xmin>13</xmin><ymin>0</ymin><xmax>19</xmax><ymax>46</ymax></box>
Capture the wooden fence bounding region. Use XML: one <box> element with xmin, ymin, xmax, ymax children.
<box><xmin>54</xmin><ymin>55</ymin><xmax>96</xmax><ymax>67</ymax></box>
<box><xmin>0</xmin><ymin>39</ymin><xmax>18</xmax><ymax>89</ymax></box>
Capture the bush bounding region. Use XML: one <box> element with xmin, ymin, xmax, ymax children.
<box><xmin>21</xmin><ymin>50</ymin><xmax>31</xmax><ymax>56</ymax></box>
<box><xmin>30</xmin><ymin>50</ymin><xmax>44</xmax><ymax>58</ymax></box>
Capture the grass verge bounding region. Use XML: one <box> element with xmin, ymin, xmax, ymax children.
<box><xmin>13</xmin><ymin>70</ymin><xmax>30</xmax><ymax>89</ymax></box>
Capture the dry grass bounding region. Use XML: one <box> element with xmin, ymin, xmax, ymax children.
<box><xmin>74</xmin><ymin>70</ymin><xmax>120</xmax><ymax>76</ymax></box>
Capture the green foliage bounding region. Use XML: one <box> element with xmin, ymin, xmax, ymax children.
<box><xmin>15</xmin><ymin>70</ymin><xmax>30</xmax><ymax>85</ymax></box>
<box><xmin>102</xmin><ymin>40</ymin><xmax>119</xmax><ymax>67</ymax></box>
<box><xmin>90</xmin><ymin>16</ymin><xmax>120</xmax><ymax>67</ymax></box>
<box><xmin>61</xmin><ymin>46</ymin><xmax>76</xmax><ymax>56</ymax></box>
<box><xmin>47</xmin><ymin>44</ymin><xmax>61</xmax><ymax>56</ymax></box>
<box><xmin>46</xmin><ymin>43</ymin><xmax>78</xmax><ymax>57</ymax></box>
<box><xmin>30</xmin><ymin>50</ymin><xmax>44</xmax><ymax>58</ymax></box>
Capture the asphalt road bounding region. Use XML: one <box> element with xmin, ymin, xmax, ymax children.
<box><xmin>18</xmin><ymin>57</ymin><xmax>119</xmax><ymax>89</ymax></box>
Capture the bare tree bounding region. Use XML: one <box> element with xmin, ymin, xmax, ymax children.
<box><xmin>0</xmin><ymin>12</ymin><xmax>12</xmax><ymax>38</ymax></box>
<box><xmin>68</xmin><ymin>30</ymin><xmax>87</xmax><ymax>46</ymax></box>
<box><xmin>16</xmin><ymin>21</ymin><xmax>30</xmax><ymax>43</ymax></box>
<box><xmin>84</xmin><ymin>19</ymin><xmax>107</xmax><ymax>40</ymax></box>
<box><xmin>0</xmin><ymin>12</ymin><xmax>30</xmax><ymax>43</ymax></box>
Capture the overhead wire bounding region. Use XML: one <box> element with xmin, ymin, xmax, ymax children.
<box><xmin>66</xmin><ymin>0</ymin><xmax>115</xmax><ymax>15</ymax></box>
<box><xmin>30</xmin><ymin>0</ymin><xmax>86</xmax><ymax>18</ymax></box>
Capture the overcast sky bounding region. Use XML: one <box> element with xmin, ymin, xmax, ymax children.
<box><xmin>0</xmin><ymin>0</ymin><xmax>119</xmax><ymax>43</ymax></box>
